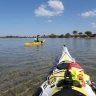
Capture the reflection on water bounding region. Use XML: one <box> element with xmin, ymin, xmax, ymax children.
<box><xmin>0</xmin><ymin>38</ymin><xmax>96</xmax><ymax>96</ymax></box>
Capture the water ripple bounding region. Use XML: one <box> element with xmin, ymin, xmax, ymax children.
<box><xmin>0</xmin><ymin>38</ymin><xmax>96</xmax><ymax>95</ymax></box>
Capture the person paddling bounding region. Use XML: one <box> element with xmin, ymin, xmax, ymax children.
<box><xmin>34</xmin><ymin>36</ymin><xmax>37</xmax><ymax>42</ymax></box>
<box><xmin>34</xmin><ymin>35</ymin><xmax>39</xmax><ymax>42</ymax></box>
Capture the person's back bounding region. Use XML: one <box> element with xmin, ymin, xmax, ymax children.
<box><xmin>34</xmin><ymin>37</ymin><xmax>37</xmax><ymax>42</ymax></box>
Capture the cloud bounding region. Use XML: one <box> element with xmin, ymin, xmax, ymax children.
<box><xmin>48</xmin><ymin>0</ymin><xmax>64</xmax><ymax>12</ymax></box>
<box><xmin>79</xmin><ymin>10</ymin><xmax>96</xmax><ymax>17</ymax></box>
<box><xmin>35</xmin><ymin>4</ymin><xmax>55</xmax><ymax>17</ymax></box>
<box><xmin>35</xmin><ymin>0</ymin><xmax>64</xmax><ymax>17</ymax></box>
<box><xmin>92</xmin><ymin>23</ymin><xmax>96</xmax><ymax>28</ymax></box>
<box><xmin>46</xmin><ymin>20</ymin><xmax>52</xmax><ymax>23</ymax></box>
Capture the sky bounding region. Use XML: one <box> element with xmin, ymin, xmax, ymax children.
<box><xmin>0</xmin><ymin>0</ymin><xmax>96</xmax><ymax>36</ymax></box>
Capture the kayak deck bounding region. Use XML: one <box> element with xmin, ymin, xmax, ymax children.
<box><xmin>33</xmin><ymin>45</ymin><xmax>96</xmax><ymax>96</ymax></box>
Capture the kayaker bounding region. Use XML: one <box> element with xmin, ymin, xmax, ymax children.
<box><xmin>34</xmin><ymin>35</ymin><xmax>39</xmax><ymax>42</ymax></box>
<box><xmin>34</xmin><ymin>36</ymin><xmax>37</xmax><ymax>42</ymax></box>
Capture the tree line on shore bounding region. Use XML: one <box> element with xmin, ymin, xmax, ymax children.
<box><xmin>0</xmin><ymin>30</ymin><xmax>96</xmax><ymax>38</ymax></box>
<box><xmin>0</xmin><ymin>36</ymin><xmax>33</xmax><ymax>38</ymax></box>
<box><xmin>41</xmin><ymin>30</ymin><xmax>96</xmax><ymax>38</ymax></box>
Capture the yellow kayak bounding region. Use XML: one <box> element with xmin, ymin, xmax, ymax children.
<box><xmin>25</xmin><ymin>40</ymin><xmax>45</xmax><ymax>47</ymax></box>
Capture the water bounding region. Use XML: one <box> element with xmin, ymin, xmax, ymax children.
<box><xmin>0</xmin><ymin>38</ymin><xmax>96</xmax><ymax>96</ymax></box>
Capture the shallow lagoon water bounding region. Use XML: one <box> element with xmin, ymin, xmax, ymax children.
<box><xmin>0</xmin><ymin>38</ymin><xmax>96</xmax><ymax>96</ymax></box>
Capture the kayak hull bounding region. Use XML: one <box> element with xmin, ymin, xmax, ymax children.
<box><xmin>25</xmin><ymin>40</ymin><xmax>45</xmax><ymax>47</ymax></box>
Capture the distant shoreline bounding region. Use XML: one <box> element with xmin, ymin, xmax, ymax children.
<box><xmin>0</xmin><ymin>36</ymin><xmax>33</xmax><ymax>38</ymax></box>
<box><xmin>0</xmin><ymin>36</ymin><xmax>96</xmax><ymax>38</ymax></box>
<box><xmin>1</xmin><ymin>30</ymin><xmax>96</xmax><ymax>39</ymax></box>
<box><xmin>0</xmin><ymin>34</ymin><xmax>96</xmax><ymax>38</ymax></box>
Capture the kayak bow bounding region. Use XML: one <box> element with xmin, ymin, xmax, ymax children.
<box><xmin>58</xmin><ymin>45</ymin><xmax>75</xmax><ymax>63</ymax></box>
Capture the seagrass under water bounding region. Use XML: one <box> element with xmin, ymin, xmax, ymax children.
<box><xmin>0</xmin><ymin>38</ymin><xmax>96</xmax><ymax>96</ymax></box>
